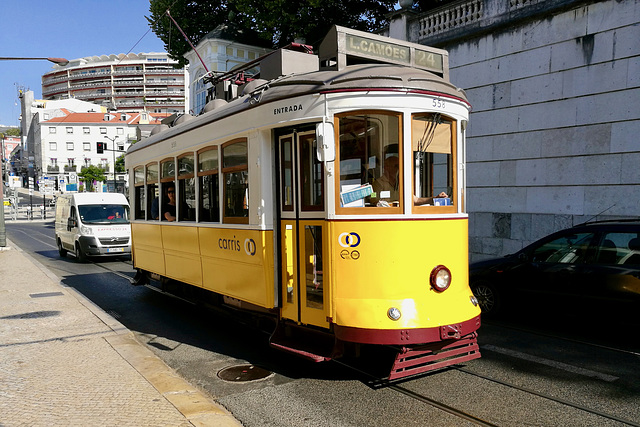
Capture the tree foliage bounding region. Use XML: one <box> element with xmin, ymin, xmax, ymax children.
<box><xmin>147</xmin><ymin>0</ymin><xmax>397</xmax><ymax>67</ymax></box>
<box><xmin>78</xmin><ymin>165</ymin><xmax>106</xmax><ymax>192</ymax></box>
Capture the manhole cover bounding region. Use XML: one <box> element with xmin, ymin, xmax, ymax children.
<box><xmin>217</xmin><ymin>364</ymin><xmax>273</xmax><ymax>382</ymax></box>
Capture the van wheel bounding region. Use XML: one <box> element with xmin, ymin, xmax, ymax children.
<box><xmin>75</xmin><ymin>243</ymin><xmax>87</xmax><ymax>262</ymax></box>
<box><xmin>57</xmin><ymin>239</ymin><xmax>67</xmax><ymax>257</ymax></box>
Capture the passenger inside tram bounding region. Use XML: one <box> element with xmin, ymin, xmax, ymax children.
<box><xmin>162</xmin><ymin>183</ymin><xmax>177</xmax><ymax>221</ymax></box>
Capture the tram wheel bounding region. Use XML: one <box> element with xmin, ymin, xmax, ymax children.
<box><xmin>471</xmin><ymin>280</ymin><xmax>500</xmax><ymax>316</ymax></box>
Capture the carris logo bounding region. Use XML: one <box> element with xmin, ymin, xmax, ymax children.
<box><xmin>338</xmin><ymin>232</ymin><xmax>360</xmax><ymax>248</ymax></box>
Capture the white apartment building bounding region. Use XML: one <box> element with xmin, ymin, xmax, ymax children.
<box><xmin>41</xmin><ymin>52</ymin><xmax>187</xmax><ymax>115</ymax></box>
<box><xmin>39</xmin><ymin>110</ymin><xmax>166</xmax><ymax>192</ymax></box>
<box><xmin>184</xmin><ymin>24</ymin><xmax>272</xmax><ymax>115</ymax></box>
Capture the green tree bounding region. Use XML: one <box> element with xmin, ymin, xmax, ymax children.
<box><xmin>147</xmin><ymin>0</ymin><xmax>397</xmax><ymax>67</ymax></box>
<box><xmin>115</xmin><ymin>154</ymin><xmax>126</xmax><ymax>173</ymax></box>
<box><xmin>78</xmin><ymin>165</ymin><xmax>107</xmax><ymax>192</ymax></box>
<box><xmin>5</xmin><ymin>128</ymin><xmax>20</xmax><ymax>136</ymax></box>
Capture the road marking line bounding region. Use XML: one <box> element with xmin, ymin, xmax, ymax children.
<box><xmin>482</xmin><ymin>344</ymin><xmax>619</xmax><ymax>382</ymax></box>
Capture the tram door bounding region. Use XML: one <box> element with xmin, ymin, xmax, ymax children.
<box><xmin>279</xmin><ymin>130</ymin><xmax>329</xmax><ymax>328</ymax></box>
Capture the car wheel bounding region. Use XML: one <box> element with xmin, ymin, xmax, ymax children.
<box><xmin>471</xmin><ymin>280</ymin><xmax>501</xmax><ymax>316</ymax></box>
<box><xmin>75</xmin><ymin>243</ymin><xmax>87</xmax><ymax>262</ymax></box>
<box><xmin>57</xmin><ymin>239</ymin><xmax>67</xmax><ymax>258</ymax></box>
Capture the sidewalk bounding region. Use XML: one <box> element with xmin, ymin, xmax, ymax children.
<box><xmin>0</xmin><ymin>240</ymin><xmax>242</xmax><ymax>427</ymax></box>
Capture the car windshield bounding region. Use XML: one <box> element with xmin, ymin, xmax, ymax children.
<box><xmin>530</xmin><ymin>232</ymin><xmax>594</xmax><ymax>264</ymax></box>
<box><xmin>78</xmin><ymin>204</ymin><xmax>129</xmax><ymax>224</ymax></box>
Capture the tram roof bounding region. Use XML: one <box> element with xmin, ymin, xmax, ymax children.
<box><xmin>128</xmin><ymin>63</ymin><xmax>468</xmax><ymax>155</ymax></box>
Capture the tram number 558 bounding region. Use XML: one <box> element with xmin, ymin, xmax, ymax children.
<box><xmin>432</xmin><ymin>98</ymin><xmax>445</xmax><ymax>109</ymax></box>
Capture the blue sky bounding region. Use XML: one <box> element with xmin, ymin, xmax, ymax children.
<box><xmin>0</xmin><ymin>0</ymin><xmax>167</xmax><ymax>127</ymax></box>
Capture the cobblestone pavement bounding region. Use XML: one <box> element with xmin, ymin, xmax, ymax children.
<box><xmin>0</xmin><ymin>241</ymin><xmax>242</xmax><ymax>427</ymax></box>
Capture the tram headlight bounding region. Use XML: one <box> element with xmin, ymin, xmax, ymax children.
<box><xmin>387</xmin><ymin>307</ymin><xmax>402</xmax><ymax>321</ymax></box>
<box><xmin>430</xmin><ymin>265</ymin><xmax>451</xmax><ymax>292</ymax></box>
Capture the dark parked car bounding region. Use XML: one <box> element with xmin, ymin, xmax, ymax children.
<box><xmin>470</xmin><ymin>220</ymin><xmax>640</xmax><ymax>317</ymax></box>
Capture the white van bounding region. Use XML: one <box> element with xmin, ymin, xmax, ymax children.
<box><xmin>55</xmin><ymin>192</ymin><xmax>131</xmax><ymax>261</ymax></box>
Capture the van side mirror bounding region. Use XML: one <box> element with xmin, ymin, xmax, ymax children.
<box><xmin>67</xmin><ymin>217</ymin><xmax>77</xmax><ymax>229</ymax></box>
<box><xmin>316</xmin><ymin>122</ymin><xmax>335</xmax><ymax>162</ymax></box>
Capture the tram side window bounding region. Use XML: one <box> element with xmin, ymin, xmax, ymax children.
<box><xmin>198</xmin><ymin>147</ymin><xmax>220</xmax><ymax>222</ymax></box>
<box><xmin>222</xmin><ymin>139</ymin><xmax>249</xmax><ymax>223</ymax></box>
<box><xmin>133</xmin><ymin>166</ymin><xmax>145</xmax><ymax>220</ymax></box>
<box><xmin>145</xmin><ymin>163</ymin><xmax>159</xmax><ymax>220</ymax></box>
<box><xmin>337</xmin><ymin>112</ymin><xmax>401</xmax><ymax>211</ymax></box>
<box><xmin>177</xmin><ymin>154</ymin><xmax>195</xmax><ymax>221</ymax></box>
<box><xmin>412</xmin><ymin>114</ymin><xmax>455</xmax><ymax>208</ymax></box>
<box><xmin>160</xmin><ymin>159</ymin><xmax>176</xmax><ymax>221</ymax></box>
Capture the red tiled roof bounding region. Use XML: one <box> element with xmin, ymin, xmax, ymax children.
<box><xmin>44</xmin><ymin>111</ymin><xmax>169</xmax><ymax>125</ymax></box>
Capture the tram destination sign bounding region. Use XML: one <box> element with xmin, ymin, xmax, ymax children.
<box><xmin>345</xmin><ymin>34</ymin><xmax>443</xmax><ymax>73</ymax></box>
<box><xmin>320</xmin><ymin>26</ymin><xmax>448</xmax><ymax>78</ymax></box>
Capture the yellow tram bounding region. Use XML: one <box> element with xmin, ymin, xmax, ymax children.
<box><xmin>126</xmin><ymin>26</ymin><xmax>481</xmax><ymax>380</ymax></box>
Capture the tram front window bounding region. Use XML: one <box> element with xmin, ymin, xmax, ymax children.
<box><xmin>412</xmin><ymin>113</ymin><xmax>455</xmax><ymax>209</ymax></box>
<box><xmin>337</xmin><ymin>112</ymin><xmax>401</xmax><ymax>210</ymax></box>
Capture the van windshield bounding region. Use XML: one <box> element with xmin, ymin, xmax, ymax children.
<box><xmin>78</xmin><ymin>204</ymin><xmax>129</xmax><ymax>224</ymax></box>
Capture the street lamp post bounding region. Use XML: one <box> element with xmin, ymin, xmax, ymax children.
<box><xmin>0</xmin><ymin>57</ymin><xmax>69</xmax><ymax>66</ymax></box>
<box><xmin>104</xmin><ymin>135</ymin><xmax>119</xmax><ymax>192</ymax></box>
<box><xmin>1</xmin><ymin>134</ymin><xmax>6</xmax><ymax>247</ymax></box>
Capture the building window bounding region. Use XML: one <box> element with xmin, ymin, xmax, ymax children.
<box><xmin>226</xmin><ymin>47</ymin><xmax>233</xmax><ymax>56</ymax></box>
<box><xmin>50</xmin><ymin>127</ymin><xmax>56</xmax><ymax>134</ymax></box>
<box><xmin>49</xmin><ymin>142</ymin><xmax>57</xmax><ymax>151</ymax></box>
<box><xmin>43</xmin><ymin>113</ymin><xmax>50</xmax><ymax>120</ymax></box>
<box><xmin>67</xmin><ymin>158</ymin><xmax>75</xmax><ymax>166</ymax></box>
<box><xmin>83</xmin><ymin>142</ymin><xmax>91</xmax><ymax>151</ymax></box>
<box><xmin>84</xmin><ymin>158</ymin><xmax>91</xmax><ymax>167</ymax></box>
<box><xmin>83</xmin><ymin>127</ymin><xmax>90</xmax><ymax>134</ymax></box>
<box><xmin>117</xmin><ymin>128</ymin><xmax>124</xmax><ymax>135</ymax></box>
<box><xmin>66</xmin><ymin>127</ymin><xmax>73</xmax><ymax>134</ymax></box>
<box><xmin>117</xmin><ymin>144</ymin><xmax>125</xmax><ymax>151</ymax></box>
<box><xmin>194</xmin><ymin>71</ymin><xmax>207</xmax><ymax>115</ymax></box>
<box><xmin>66</xmin><ymin>142</ymin><xmax>74</xmax><ymax>151</ymax></box>
<box><xmin>100</xmin><ymin>127</ymin><xmax>107</xmax><ymax>134</ymax></box>
<box><xmin>50</xmin><ymin>158</ymin><xmax>57</xmax><ymax>166</ymax></box>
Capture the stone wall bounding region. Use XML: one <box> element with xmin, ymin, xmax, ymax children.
<box><xmin>400</xmin><ymin>0</ymin><xmax>640</xmax><ymax>261</ymax></box>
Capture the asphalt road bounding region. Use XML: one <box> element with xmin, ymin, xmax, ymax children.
<box><xmin>6</xmin><ymin>220</ymin><xmax>640</xmax><ymax>427</ymax></box>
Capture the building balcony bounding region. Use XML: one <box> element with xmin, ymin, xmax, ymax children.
<box><xmin>42</xmin><ymin>86</ymin><xmax>70</xmax><ymax>96</ymax></box>
<box><xmin>68</xmin><ymin>81</ymin><xmax>112</xmax><ymax>90</ymax></box>
<box><xmin>42</xmin><ymin>75</ymin><xmax>70</xmax><ymax>86</ymax></box>
<box><xmin>68</xmin><ymin>70</ymin><xmax>112</xmax><ymax>80</ymax></box>
<box><xmin>47</xmin><ymin>165</ymin><xmax>60</xmax><ymax>173</ymax></box>
<box><xmin>64</xmin><ymin>165</ymin><xmax>77</xmax><ymax>172</ymax></box>
<box><xmin>73</xmin><ymin>92</ymin><xmax>112</xmax><ymax>100</ymax></box>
